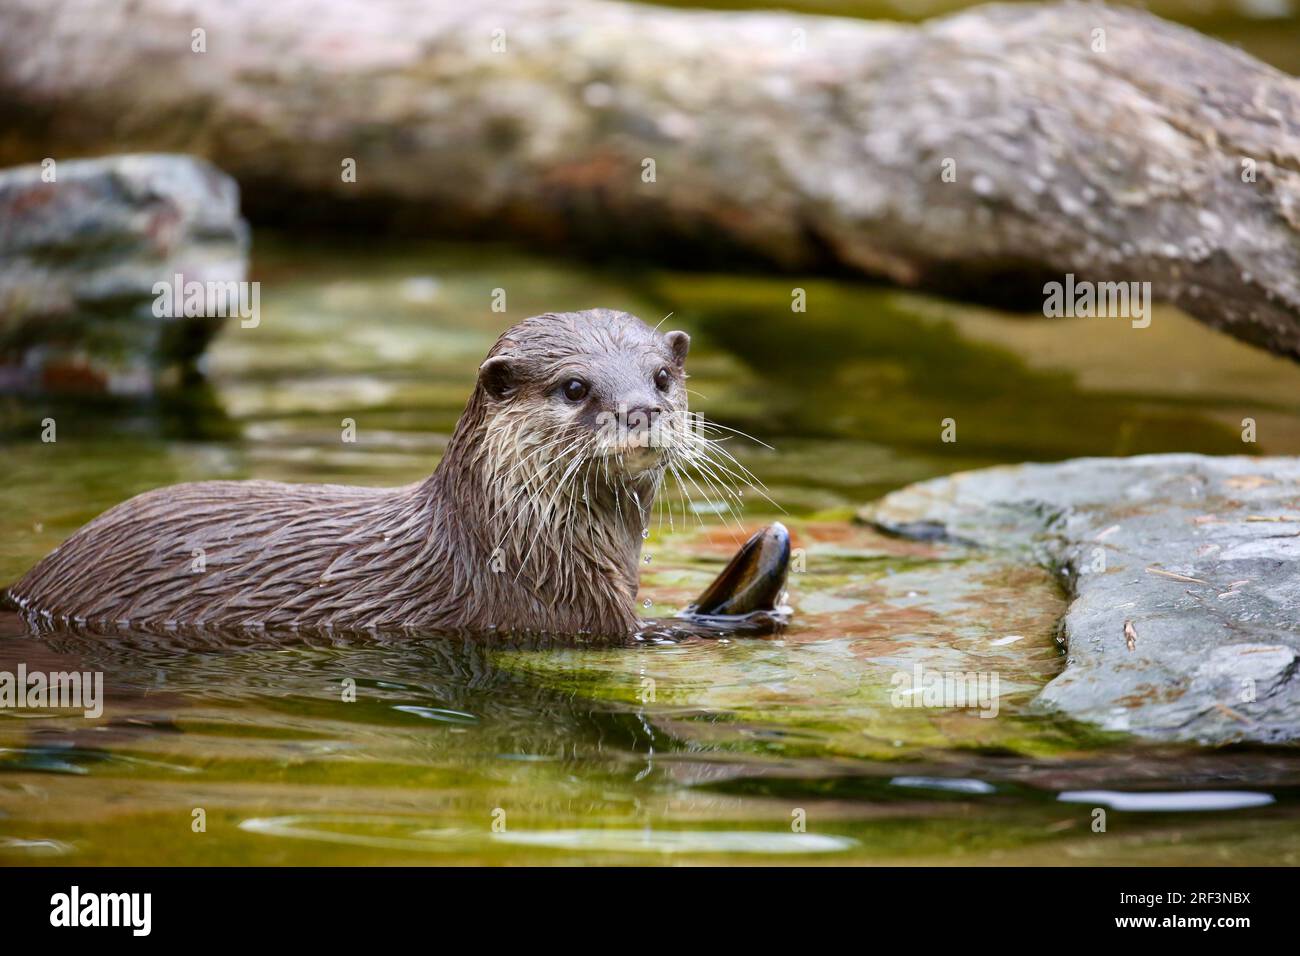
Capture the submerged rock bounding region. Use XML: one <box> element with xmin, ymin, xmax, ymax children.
<box><xmin>0</xmin><ymin>154</ymin><xmax>248</xmax><ymax>394</ymax></box>
<box><xmin>863</xmin><ymin>454</ymin><xmax>1300</xmax><ymax>745</ymax></box>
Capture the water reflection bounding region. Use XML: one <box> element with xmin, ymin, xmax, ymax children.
<box><xmin>3</xmin><ymin>605</ymin><xmax>1300</xmax><ymax>864</ymax></box>
<box><xmin>4</xmin><ymin>238</ymin><xmax>1300</xmax><ymax>864</ymax></box>
<box><xmin>239</xmin><ymin>814</ymin><xmax>858</xmax><ymax>855</ymax></box>
<box><xmin>1059</xmin><ymin>790</ymin><xmax>1277</xmax><ymax>812</ymax></box>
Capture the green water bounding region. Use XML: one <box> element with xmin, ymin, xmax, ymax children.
<box><xmin>3</xmin><ymin>235</ymin><xmax>1300</xmax><ymax>865</ymax></box>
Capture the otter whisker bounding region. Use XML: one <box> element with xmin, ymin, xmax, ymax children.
<box><xmin>486</xmin><ymin>436</ymin><xmax>565</xmax><ymax>523</ymax></box>
<box><xmin>671</xmin><ymin>452</ymin><xmax>746</xmax><ymax>535</ymax></box>
<box><xmin>491</xmin><ymin>436</ymin><xmax>585</xmax><ymax>550</ymax></box>
<box><xmin>690</xmin><ymin>417</ymin><xmax>776</xmax><ymax>450</ymax></box>
<box><xmin>552</xmin><ymin>454</ymin><xmax>586</xmax><ymax>596</ymax></box>
<box><xmin>672</xmin><ymin>433</ymin><xmax>749</xmax><ymax>492</ymax></box>
<box><xmin>677</xmin><ymin>417</ymin><xmax>777</xmax><ymax>487</ymax></box>
<box><xmin>492</xmin><ymin>430</ymin><xmax>581</xmax><ymax>500</ymax></box>
<box><xmin>604</xmin><ymin>454</ymin><xmax>629</xmax><ymax>543</ymax></box>
<box><xmin>677</xmin><ymin>431</ymin><xmax>785</xmax><ymax>514</ymax></box>
<box><xmin>676</xmin><ymin>443</ymin><xmax>748</xmax><ymax>511</ymax></box>
<box><xmin>512</xmin><ymin>440</ymin><xmax>583</xmax><ymax>533</ymax></box>
<box><xmin>515</xmin><ymin>441</ymin><xmax>592</xmax><ymax>578</ymax></box>
<box><xmin>652</xmin><ymin>468</ymin><xmax>675</xmax><ymax>535</ymax></box>
<box><xmin>581</xmin><ymin>461</ymin><xmax>594</xmax><ymax>530</ymax></box>
<box><xmin>666</xmin><ymin>459</ymin><xmax>709</xmax><ymax>531</ymax></box>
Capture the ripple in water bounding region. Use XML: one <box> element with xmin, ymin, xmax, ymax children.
<box><xmin>240</xmin><ymin>814</ymin><xmax>856</xmax><ymax>855</ymax></box>
<box><xmin>891</xmin><ymin>776</ymin><xmax>996</xmax><ymax>795</ymax></box>
<box><xmin>391</xmin><ymin>705</ymin><xmax>479</xmax><ymax>724</ymax></box>
<box><xmin>492</xmin><ymin>829</ymin><xmax>856</xmax><ymax>854</ymax></box>
<box><xmin>1058</xmin><ymin>790</ymin><xmax>1275</xmax><ymax>812</ymax></box>
<box><xmin>0</xmin><ymin>836</ymin><xmax>74</xmax><ymax>856</ymax></box>
<box><xmin>239</xmin><ymin>815</ymin><xmax>476</xmax><ymax>853</ymax></box>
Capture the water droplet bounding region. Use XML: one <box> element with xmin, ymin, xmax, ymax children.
<box><xmin>643</xmin><ymin>554</ymin><xmax>652</xmax><ymax>564</ymax></box>
<box><xmin>641</xmin><ymin>528</ymin><xmax>649</xmax><ymax>539</ymax></box>
<box><xmin>642</xmin><ymin>599</ymin><xmax>652</xmax><ymax>608</ymax></box>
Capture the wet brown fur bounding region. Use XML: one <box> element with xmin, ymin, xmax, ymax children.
<box><xmin>7</xmin><ymin>310</ymin><xmax>694</xmax><ymax>636</ymax></box>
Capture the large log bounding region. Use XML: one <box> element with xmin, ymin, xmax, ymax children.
<box><xmin>2</xmin><ymin>0</ymin><xmax>1298</xmax><ymax>357</ymax></box>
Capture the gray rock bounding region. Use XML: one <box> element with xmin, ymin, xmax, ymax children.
<box><xmin>862</xmin><ymin>454</ymin><xmax>1300</xmax><ymax>744</ymax></box>
<box><xmin>0</xmin><ymin>154</ymin><xmax>248</xmax><ymax>394</ymax></box>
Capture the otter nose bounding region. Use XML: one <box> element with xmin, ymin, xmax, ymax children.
<box><xmin>613</xmin><ymin>402</ymin><xmax>663</xmax><ymax>450</ymax></box>
<box><xmin>622</xmin><ymin>404</ymin><xmax>662</xmax><ymax>431</ymax></box>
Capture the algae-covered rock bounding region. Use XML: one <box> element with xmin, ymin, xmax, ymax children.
<box><xmin>864</xmin><ymin>454</ymin><xmax>1300</xmax><ymax>744</ymax></box>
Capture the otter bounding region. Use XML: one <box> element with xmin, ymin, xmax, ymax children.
<box><xmin>7</xmin><ymin>309</ymin><xmax>788</xmax><ymax>637</ymax></box>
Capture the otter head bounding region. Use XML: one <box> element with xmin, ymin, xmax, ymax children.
<box><xmin>473</xmin><ymin>309</ymin><xmax>692</xmax><ymax>489</ymax></box>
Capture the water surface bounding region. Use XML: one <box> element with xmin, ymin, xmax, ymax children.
<box><xmin>3</xmin><ymin>236</ymin><xmax>1300</xmax><ymax>864</ymax></box>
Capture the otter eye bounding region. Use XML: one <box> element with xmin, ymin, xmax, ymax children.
<box><xmin>561</xmin><ymin>378</ymin><xmax>589</xmax><ymax>402</ymax></box>
<box><xmin>654</xmin><ymin>367</ymin><xmax>672</xmax><ymax>392</ymax></box>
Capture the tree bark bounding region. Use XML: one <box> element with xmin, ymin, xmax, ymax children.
<box><xmin>2</xmin><ymin>0</ymin><xmax>1298</xmax><ymax>357</ymax></box>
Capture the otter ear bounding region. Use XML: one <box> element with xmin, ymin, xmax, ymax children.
<box><xmin>478</xmin><ymin>356</ymin><xmax>516</xmax><ymax>398</ymax></box>
<box><xmin>665</xmin><ymin>330</ymin><xmax>690</xmax><ymax>369</ymax></box>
